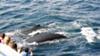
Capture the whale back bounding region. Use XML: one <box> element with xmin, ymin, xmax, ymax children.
<box><xmin>21</xmin><ymin>25</ymin><xmax>45</xmax><ymax>34</ymax></box>
<box><xmin>26</xmin><ymin>33</ymin><xmax>66</xmax><ymax>43</ymax></box>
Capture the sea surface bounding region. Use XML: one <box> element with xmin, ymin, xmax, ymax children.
<box><xmin>0</xmin><ymin>0</ymin><xmax>100</xmax><ymax>56</ymax></box>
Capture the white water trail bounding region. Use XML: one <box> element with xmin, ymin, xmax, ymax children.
<box><xmin>81</xmin><ymin>27</ymin><xmax>100</xmax><ymax>43</ymax></box>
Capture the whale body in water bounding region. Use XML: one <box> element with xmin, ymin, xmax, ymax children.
<box><xmin>5</xmin><ymin>25</ymin><xmax>66</xmax><ymax>44</ymax></box>
<box><xmin>26</xmin><ymin>32</ymin><xmax>66</xmax><ymax>43</ymax></box>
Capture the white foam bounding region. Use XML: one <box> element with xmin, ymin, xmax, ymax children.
<box><xmin>5</xmin><ymin>32</ymin><xmax>16</xmax><ymax>36</ymax></box>
<box><xmin>81</xmin><ymin>27</ymin><xmax>97</xmax><ymax>43</ymax></box>
<box><xmin>81</xmin><ymin>27</ymin><xmax>100</xmax><ymax>43</ymax></box>
<box><xmin>55</xmin><ymin>31</ymin><xmax>68</xmax><ymax>37</ymax></box>
<box><xmin>28</xmin><ymin>29</ymin><xmax>48</xmax><ymax>36</ymax></box>
<box><xmin>26</xmin><ymin>42</ymin><xmax>38</xmax><ymax>46</ymax></box>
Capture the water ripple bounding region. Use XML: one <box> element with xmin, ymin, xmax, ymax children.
<box><xmin>0</xmin><ymin>0</ymin><xmax>100</xmax><ymax>56</ymax></box>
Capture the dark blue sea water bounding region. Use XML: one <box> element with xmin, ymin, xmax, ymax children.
<box><xmin>0</xmin><ymin>0</ymin><xmax>100</xmax><ymax>56</ymax></box>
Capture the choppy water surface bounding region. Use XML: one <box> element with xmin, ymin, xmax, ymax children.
<box><xmin>0</xmin><ymin>0</ymin><xmax>100</xmax><ymax>56</ymax></box>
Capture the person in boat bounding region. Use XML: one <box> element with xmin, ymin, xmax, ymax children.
<box><xmin>18</xmin><ymin>46</ymin><xmax>33</xmax><ymax>56</ymax></box>
<box><xmin>29</xmin><ymin>48</ymin><xmax>34</xmax><ymax>56</ymax></box>
<box><xmin>0</xmin><ymin>33</ymin><xmax>5</xmax><ymax>43</ymax></box>
<box><xmin>8</xmin><ymin>39</ymin><xmax>17</xmax><ymax>51</ymax></box>
<box><xmin>0</xmin><ymin>35</ymin><xmax>21</xmax><ymax>56</ymax></box>
<box><xmin>20</xmin><ymin>47</ymin><xmax>30</xmax><ymax>56</ymax></box>
<box><xmin>17</xmin><ymin>43</ymin><xmax>33</xmax><ymax>56</ymax></box>
<box><xmin>3</xmin><ymin>35</ymin><xmax>11</xmax><ymax>45</ymax></box>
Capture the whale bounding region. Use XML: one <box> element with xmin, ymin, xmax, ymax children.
<box><xmin>21</xmin><ymin>24</ymin><xmax>47</xmax><ymax>35</ymax></box>
<box><xmin>26</xmin><ymin>32</ymin><xmax>66</xmax><ymax>43</ymax></box>
<box><xmin>5</xmin><ymin>25</ymin><xmax>67</xmax><ymax>43</ymax></box>
<box><xmin>23</xmin><ymin>25</ymin><xmax>66</xmax><ymax>43</ymax></box>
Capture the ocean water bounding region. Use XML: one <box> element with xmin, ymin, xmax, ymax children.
<box><xmin>0</xmin><ymin>0</ymin><xmax>100</xmax><ymax>56</ymax></box>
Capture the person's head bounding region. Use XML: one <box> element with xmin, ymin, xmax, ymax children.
<box><xmin>24</xmin><ymin>47</ymin><xmax>29</xmax><ymax>52</ymax></box>
<box><xmin>0</xmin><ymin>33</ymin><xmax>5</xmax><ymax>39</ymax></box>
<box><xmin>8</xmin><ymin>39</ymin><xmax>14</xmax><ymax>47</ymax></box>
<box><xmin>13</xmin><ymin>43</ymin><xmax>17</xmax><ymax>51</ymax></box>
<box><xmin>8</xmin><ymin>40</ymin><xmax>17</xmax><ymax>51</ymax></box>
<box><xmin>3</xmin><ymin>36</ymin><xmax>11</xmax><ymax>45</ymax></box>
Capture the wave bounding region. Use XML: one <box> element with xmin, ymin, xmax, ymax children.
<box><xmin>0</xmin><ymin>0</ymin><xmax>100</xmax><ymax>56</ymax></box>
